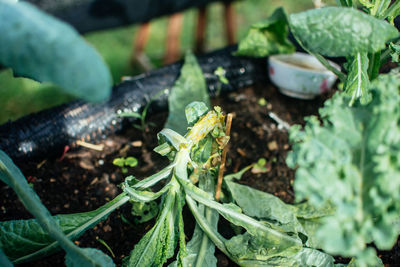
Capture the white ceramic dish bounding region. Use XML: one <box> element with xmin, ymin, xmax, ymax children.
<box><xmin>268</xmin><ymin>52</ymin><xmax>340</xmax><ymax>99</ymax></box>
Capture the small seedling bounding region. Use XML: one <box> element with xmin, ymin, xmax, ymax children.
<box><xmin>214</xmin><ymin>66</ymin><xmax>229</xmax><ymax>96</ymax></box>
<box><xmin>258</xmin><ymin>97</ymin><xmax>267</xmax><ymax>106</ymax></box>
<box><xmin>118</xmin><ymin>89</ymin><xmax>168</xmax><ymax>131</ymax></box>
<box><xmin>112</xmin><ymin>156</ymin><xmax>138</xmax><ymax>174</ymax></box>
<box><xmin>251</xmin><ymin>158</ymin><xmax>269</xmax><ymax>173</ymax></box>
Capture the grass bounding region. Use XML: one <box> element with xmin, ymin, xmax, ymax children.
<box><xmin>0</xmin><ymin>0</ymin><xmax>335</xmax><ymax>124</ymax></box>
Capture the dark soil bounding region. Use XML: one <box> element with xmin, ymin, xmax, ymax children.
<box><xmin>1</xmin><ymin>83</ymin><xmax>399</xmax><ymax>266</ymax></box>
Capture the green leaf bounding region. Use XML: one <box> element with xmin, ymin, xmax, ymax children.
<box><xmin>65</xmin><ymin>248</ymin><xmax>115</xmax><ymax>267</ymax></box>
<box><xmin>225</xmin><ymin>180</ymin><xmax>308</xmax><ymax>242</ymax></box>
<box><xmin>112</xmin><ymin>158</ymin><xmax>125</xmax><ymax>167</ymax></box>
<box><xmin>344</xmin><ymin>53</ymin><xmax>371</xmax><ymax>105</ymax></box>
<box><xmin>0</xmin><ymin>1</ymin><xmax>112</xmax><ymax>102</ymax></box>
<box><xmin>214</xmin><ymin>66</ymin><xmax>229</xmax><ymax>85</ymax></box>
<box><xmin>165</xmin><ymin>52</ymin><xmax>210</xmax><ymax>134</ymax></box>
<box><xmin>287</xmin><ymin>74</ymin><xmax>400</xmax><ymax>260</ymax></box>
<box><xmin>131</xmin><ymin>201</ymin><xmax>158</xmax><ymax>224</ymax></box>
<box><xmin>389</xmin><ymin>42</ymin><xmax>400</xmax><ymax>62</ymax></box>
<box><xmin>289</xmin><ymin>7</ymin><xmax>399</xmax><ymax>57</ymax></box>
<box><xmin>0</xmin><ymin>193</ymin><xmax>128</xmax><ymax>263</ymax></box>
<box><xmin>0</xmin><ymin>150</ymin><xmax>115</xmax><ymax>266</ymax></box>
<box><xmin>235</xmin><ymin>7</ymin><xmax>295</xmax><ymax>57</ymax></box>
<box><xmin>178</xmin><ymin>177</ymin><xmax>303</xmax><ymax>254</ymax></box>
<box><xmin>225</xmin><ymin>233</ymin><xmax>335</xmax><ymax>267</ymax></box>
<box><xmin>125</xmin><ymin>157</ymin><xmax>138</xmax><ymax>168</ymax></box>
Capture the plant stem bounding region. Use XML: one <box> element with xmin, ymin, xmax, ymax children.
<box><xmin>382</xmin><ymin>0</ymin><xmax>400</xmax><ymax>20</ymax></box>
<box><xmin>380</xmin><ymin>38</ymin><xmax>400</xmax><ymax>65</ymax></box>
<box><xmin>181</xmin><ymin>178</ymin><xmax>302</xmax><ymax>246</ymax></box>
<box><xmin>215</xmin><ymin>113</ymin><xmax>233</xmax><ymax>201</ymax></box>
<box><xmin>368</xmin><ymin>52</ymin><xmax>381</xmax><ymax>80</ymax></box>
<box><xmin>185</xmin><ymin>195</ymin><xmax>228</xmax><ymax>254</ymax></box>
<box><xmin>292</xmin><ymin>33</ymin><xmax>347</xmax><ymax>82</ymax></box>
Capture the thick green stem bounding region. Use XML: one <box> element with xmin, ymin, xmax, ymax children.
<box><xmin>185</xmin><ymin>195</ymin><xmax>228</xmax><ymax>254</ymax></box>
<box><xmin>380</xmin><ymin>38</ymin><xmax>400</xmax><ymax>65</ymax></box>
<box><xmin>382</xmin><ymin>0</ymin><xmax>400</xmax><ymax>20</ymax></box>
<box><xmin>368</xmin><ymin>52</ymin><xmax>381</xmax><ymax>80</ymax></box>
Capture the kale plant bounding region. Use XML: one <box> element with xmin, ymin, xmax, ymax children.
<box><xmin>237</xmin><ymin>1</ymin><xmax>399</xmax><ymax>105</ymax></box>
<box><xmin>288</xmin><ymin>74</ymin><xmax>400</xmax><ymax>265</ymax></box>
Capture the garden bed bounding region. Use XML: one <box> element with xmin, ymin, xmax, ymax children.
<box><xmin>1</xmin><ymin>82</ymin><xmax>399</xmax><ymax>266</ymax></box>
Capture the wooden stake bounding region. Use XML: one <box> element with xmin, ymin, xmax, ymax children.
<box><xmin>163</xmin><ymin>13</ymin><xmax>183</xmax><ymax>65</ymax></box>
<box><xmin>223</xmin><ymin>1</ymin><xmax>236</xmax><ymax>45</ymax></box>
<box><xmin>131</xmin><ymin>22</ymin><xmax>153</xmax><ymax>71</ymax></box>
<box><xmin>215</xmin><ymin>113</ymin><xmax>233</xmax><ymax>201</ymax></box>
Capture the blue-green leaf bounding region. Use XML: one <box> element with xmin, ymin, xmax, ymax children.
<box><xmin>289</xmin><ymin>7</ymin><xmax>399</xmax><ymax>57</ymax></box>
<box><xmin>0</xmin><ymin>1</ymin><xmax>112</xmax><ymax>102</ymax></box>
<box><xmin>165</xmin><ymin>52</ymin><xmax>210</xmax><ymax>134</ymax></box>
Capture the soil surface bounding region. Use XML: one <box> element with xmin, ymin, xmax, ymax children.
<box><xmin>1</xmin><ymin>82</ymin><xmax>399</xmax><ymax>266</ymax></box>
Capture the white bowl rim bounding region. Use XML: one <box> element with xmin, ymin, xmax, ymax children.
<box><xmin>269</xmin><ymin>52</ymin><xmax>340</xmax><ymax>75</ymax></box>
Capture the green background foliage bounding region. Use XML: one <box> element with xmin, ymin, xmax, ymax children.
<box><xmin>0</xmin><ymin>0</ymin><xmax>335</xmax><ymax>124</ymax></box>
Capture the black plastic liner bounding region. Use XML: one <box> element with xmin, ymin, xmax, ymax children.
<box><xmin>24</xmin><ymin>0</ymin><xmax>233</xmax><ymax>34</ymax></box>
<box><xmin>0</xmin><ymin>46</ymin><xmax>267</xmax><ymax>162</ymax></box>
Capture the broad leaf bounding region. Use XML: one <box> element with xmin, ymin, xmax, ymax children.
<box><xmin>226</xmin><ymin>233</ymin><xmax>336</xmax><ymax>267</ymax></box>
<box><xmin>235</xmin><ymin>7</ymin><xmax>295</xmax><ymax>57</ymax></box>
<box><xmin>0</xmin><ymin>193</ymin><xmax>128</xmax><ymax>263</ymax></box>
<box><xmin>225</xmin><ymin>180</ymin><xmax>308</xmax><ymax>242</ymax></box>
<box><xmin>344</xmin><ymin>53</ymin><xmax>371</xmax><ymax>105</ymax></box>
<box><xmin>287</xmin><ymin>74</ymin><xmax>400</xmax><ymax>260</ymax></box>
<box><xmin>165</xmin><ymin>52</ymin><xmax>211</xmax><ymax>134</ymax></box>
<box><xmin>65</xmin><ymin>248</ymin><xmax>115</xmax><ymax>267</ymax></box>
<box><xmin>0</xmin><ymin>1</ymin><xmax>112</xmax><ymax>102</ymax></box>
<box><xmin>0</xmin><ymin>150</ymin><xmax>114</xmax><ymax>266</ymax></box>
<box><xmin>289</xmin><ymin>7</ymin><xmax>399</xmax><ymax>57</ymax></box>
